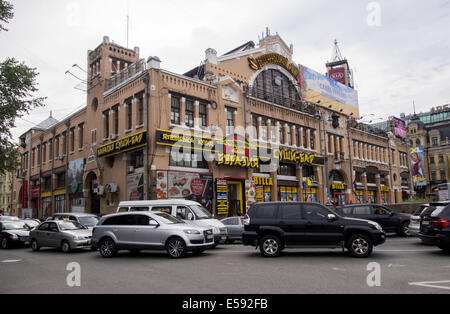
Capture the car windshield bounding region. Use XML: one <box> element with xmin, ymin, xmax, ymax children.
<box><xmin>154</xmin><ymin>212</ymin><xmax>184</xmax><ymax>224</ymax></box>
<box><xmin>189</xmin><ymin>205</ymin><xmax>212</xmax><ymax>220</ymax></box>
<box><xmin>422</xmin><ymin>205</ymin><xmax>444</xmax><ymax>217</ymax></box>
<box><xmin>2</xmin><ymin>222</ymin><xmax>29</xmax><ymax>230</ymax></box>
<box><xmin>431</xmin><ymin>206</ymin><xmax>447</xmax><ymax>218</ymax></box>
<box><xmin>58</xmin><ymin>221</ymin><xmax>85</xmax><ymax>230</ymax></box>
<box><xmin>78</xmin><ymin>216</ymin><xmax>99</xmax><ymax>227</ymax></box>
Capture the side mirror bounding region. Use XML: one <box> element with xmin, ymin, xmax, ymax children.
<box><xmin>327</xmin><ymin>214</ymin><xmax>337</xmax><ymax>222</ymax></box>
<box><xmin>149</xmin><ymin>220</ymin><xmax>159</xmax><ymax>227</ymax></box>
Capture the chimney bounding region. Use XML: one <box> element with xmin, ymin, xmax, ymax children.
<box><xmin>134</xmin><ymin>46</ymin><xmax>140</xmax><ymax>55</ymax></box>
<box><xmin>103</xmin><ymin>36</ymin><xmax>110</xmax><ymax>44</ymax></box>
<box><xmin>205</xmin><ymin>48</ymin><xmax>218</xmax><ymax>65</ymax></box>
<box><xmin>147</xmin><ymin>56</ymin><xmax>161</xmax><ymax>69</ymax></box>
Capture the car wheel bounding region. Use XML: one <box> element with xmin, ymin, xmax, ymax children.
<box><xmin>347</xmin><ymin>234</ymin><xmax>373</xmax><ymax>258</ymax></box>
<box><xmin>398</xmin><ymin>222</ymin><xmax>411</xmax><ymax>237</ymax></box>
<box><xmin>166</xmin><ymin>237</ymin><xmax>187</xmax><ymax>258</ymax></box>
<box><xmin>31</xmin><ymin>239</ymin><xmax>40</xmax><ymax>252</ymax></box>
<box><xmin>99</xmin><ymin>238</ymin><xmax>117</xmax><ymax>258</ymax></box>
<box><xmin>1</xmin><ymin>237</ymin><xmax>9</xmax><ymax>249</ymax></box>
<box><xmin>61</xmin><ymin>240</ymin><xmax>71</xmax><ymax>253</ymax></box>
<box><xmin>259</xmin><ymin>235</ymin><xmax>283</xmax><ymax>257</ymax></box>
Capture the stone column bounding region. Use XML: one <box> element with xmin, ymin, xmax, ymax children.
<box><xmin>292</xmin><ymin>125</ymin><xmax>297</xmax><ymax>147</ymax></box>
<box><xmin>193</xmin><ymin>100</ymin><xmax>200</xmax><ymax>128</ymax></box>
<box><xmin>266</xmin><ymin>119</ymin><xmax>272</xmax><ymax>142</ymax></box>
<box><xmin>315</xmin><ymin>166</ymin><xmax>324</xmax><ymax>204</ymax></box>
<box><xmin>284</xmin><ymin>123</ymin><xmax>289</xmax><ymax>145</ymax></box>
<box><xmin>270</xmin><ymin>170</ymin><xmax>278</xmax><ymax>202</ymax></box>
<box><xmin>306</xmin><ymin>129</ymin><xmax>311</xmax><ymax>149</ymax></box>
<box><xmin>330</xmin><ymin>135</ymin><xmax>335</xmax><ymax>155</ymax></box>
<box><xmin>375</xmin><ymin>174</ymin><xmax>382</xmax><ymax>203</ymax></box>
<box><xmin>299</xmin><ymin>127</ymin><xmax>304</xmax><ymax>148</ymax></box>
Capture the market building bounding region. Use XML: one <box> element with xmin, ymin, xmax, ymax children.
<box><xmin>12</xmin><ymin>31</ymin><xmax>412</xmax><ymax>218</ymax></box>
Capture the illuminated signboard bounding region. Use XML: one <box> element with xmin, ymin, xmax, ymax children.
<box><xmin>97</xmin><ymin>130</ymin><xmax>147</xmax><ymax>158</ymax></box>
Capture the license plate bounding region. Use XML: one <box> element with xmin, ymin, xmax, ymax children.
<box><xmin>206</xmin><ymin>235</ymin><xmax>213</xmax><ymax>240</ymax></box>
<box><xmin>422</xmin><ymin>221</ymin><xmax>429</xmax><ymax>225</ymax></box>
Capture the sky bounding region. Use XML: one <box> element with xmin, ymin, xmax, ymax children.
<box><xmin>2</xmin><ymin>0</ymin><xmax>450</xmax><ymax>141</ymax></box>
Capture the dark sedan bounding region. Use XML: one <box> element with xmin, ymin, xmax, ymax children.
<box><xmin>336</xmin><ymin>204</ymin><xmax>411</xmax><ymax>236</ymax></box>
<box><xmin>0</xmin><ymin>221</ymin><xmax>31</xmax><ymax>249</ymax></box>
<box><xmin>419</xmin><ymin>203</ymin><xmax>450</xmax><ymax>251</ymax></box>
<box><xmin>220</xmin><ymin>216</ymin><xmax>244</xmax><ymax>243</ymax></box>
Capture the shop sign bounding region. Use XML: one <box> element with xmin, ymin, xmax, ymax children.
<box><xmin>31</xmin><ymin>186</ymin><xmax>40</xmax><ymax>199</ymax></box>
<box><xmin>274</xmin><ymin>149</ymin><xmax>325</xmax><ymax>166</ymax></box>
<box><xmin>253</xmin><ymin>176</ymin><xmax>273</xmax><ymax>186</ymax></box>
<box><xmin>97</xmin><ymin>130</ymin><xmax>147</xmax><ymax>158</ymax></box>
<box><xmin>381</xmin><ymin>186</ymin><xmax>390</xmax><ymax>192</ymax></box>
<box><xmin>216</xmin><ymin>179</ymin><xmax>228</xmax><ymax>215</ymax></box>
<box><xmin>331</xmin><ymin>183</ymin><xmax>345</xmax><ymax>190</ymax></box>
<box><xmin>248</xmin><ymin>53</ymin><xmax>299</xmax><ymax>78</ymax></box>
<box><xmin>217</xmin><ymin>153</ymin><xmax>259</xmax><ymax>168</ymax></box>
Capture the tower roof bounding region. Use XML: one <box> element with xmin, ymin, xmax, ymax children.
<box><xmin>34</xmin><ymin>113</ymin><xmax>59</xmax><ymax>130</ymax></box>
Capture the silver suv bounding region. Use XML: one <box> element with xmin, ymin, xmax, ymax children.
<box><xmin>92</xmin><ymin>212</ymin><xmax>214</xmax><ymax>258</ymax></box>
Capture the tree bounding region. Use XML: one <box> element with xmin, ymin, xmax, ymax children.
<box><xmin>0</xmin><ymin>0</ymin><xmax>46</xmax><ymax>174</ymax></box>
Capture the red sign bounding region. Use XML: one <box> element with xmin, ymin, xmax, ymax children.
<box><xmin>31</xmin><ymin>186</ymin><xmax>40</xmax><ymax>199</ymax></box>
<box><xmin>21</xmin><ymin>180</ymin><xmax>28</xmax><ymax>206</ymax></box>
<box><xmin>190</xmin><ymin>178</ymin><xmax>205</xmax><ymax>196</ymax></box>
<box><xmin>328</xmin><ymin>67</ymin><xmax>346</xmax><ymax>84</ymax></box>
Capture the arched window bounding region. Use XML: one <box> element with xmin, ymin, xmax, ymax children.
<box><xmin>252</xmin><ymin>69</ymin><xmax>302</xmax><ymax>111</ymax></box>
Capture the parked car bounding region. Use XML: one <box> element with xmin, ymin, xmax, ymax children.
<box><xmin>220</xmin><ymin>216</ymin><xmax>244</xmax><ymax>243</ymax></box>
<box><xmin>410</xmin><ymin>204</ymin><xmax>430</xmax><ymax>236</ymax></box>
<box><xmin>92</xmin><ymin>211</ymin><xmax>214</xmax><ymax>258</ymax></box>
<box><xmin>336</xmin><ymin>204</ymin><xmax>411</xmax><ymax>236</ymax></box>
<box><xmin>21</xmin><ymin>219</ymin><xmax>41</xmax><ymax>230</ymax></box>
<box><xmin>47</xmin><ymin>213</ymin><xmax>100</xmax><ymax>229</ymax></box>
<box><xmin>29</xmin><ymin>220</ymin><xmax>93</xmax><ymax>253</ymax></box>
<box><xmin>116</xmin><ymin>200</ymin><xmax>227</xmax><ymax>247</ymax></box>
<box><xmin>0</xmin><ymin>216</ymin><xmax>20</xmax><ymax>222</ymax></box>
<box><xmin>418</xmin><ymin>203</ymin><xmax>450</xmax><ymax>250</ymax></box>
<box><xmin>0</xmin><ymin>221</ymin><xmax>31</xmax><ymax>249</ymax></box>
<box><xmin>243</xmin><ymin>202</ymin><xmax>386</xmax><ymax>258</ymax></box>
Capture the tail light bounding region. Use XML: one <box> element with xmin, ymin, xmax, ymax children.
<box><xmin>432</xmin><ymin>219</ymin><xmax>450</xmax><ymax>228</ymax></box>
<box><xmin>92</xmin><ymin>227</ymin><xmax>96</xmax><ymax>234</ymax></box>
<box><xmin>243</xmin><ymin>214</ymin><xmax>250</xmax><ymax>226</ymax></box>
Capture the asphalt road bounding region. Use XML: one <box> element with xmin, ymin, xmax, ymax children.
<box><xmin>1</xmin><ymin>236</ymin><xmax>449</xmax><ymax>294</ymax></box>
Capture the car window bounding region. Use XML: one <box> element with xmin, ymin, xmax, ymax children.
<box><xmin>302</xmin><ymin>204</ymin><xmax>331</xmax><ymax>221</ymax></box>
<box><xmin>38</xmin><ymin>223</ymin><xmax>49</xmax><ymax>231</ymax></box>
<box><xmin>341</xmin><ymin>207</ymin><xmax>353</xmax><ymax>215</ymax></box>
<box><xmin>153</xmin><ymin>212</ymin><xmax>184</xmax><ymax>224</ymax></box>
<box><xmin>118</xmin><ymin>207</ymin><xmax>129</xmax><ymax>212</ymax></box>
<box><xmin>136</xmin><ymin>215</ymin><xmax>151</xmax><ymax>226</ymax></box>
<box><xmin>431</xmin><ymin>206</ymin><xmax>448</xmax><ymax>218</ymax></box>
<box><xmin>251</xmin><ymin>204</ymin><xmax>278</xmax><ymax>219</ymax></box>
<box><xmin>176</xmin><ymin>206</ymin><xmax>188</xmax><ymax>220</ymax></box>
<box><xmin>59</xmin><ymin>221</ymin><xmax>85</xmax><ymax>230</ymax></box>
<box><xmin>130</xmin><ymin>207</ymin><xmax>149</xmax><ymax>212</ymax></box>
<box><xmin>102</xmin><ymin>215</ymin><xmax>136</xmax><ymax>226</ymax></box>
<box><xmin>374</xmin><ymin>206</ymin><xmax>390</xmax><ymax>215</ymax></box>
<box><xmin>353</xmin><ymin>206</ymin><xmax>372</xmax><ymax>215</ymax></box>
<box><xmin>68</xmin><ymin>216</ymin><xmax>78</xmax><ymax>221</ymax></box>
<box><xmin>151</xmin><ymin>206</ymin><xmax>172</xmax><ymax>214</ymax></box>
<box><xmin>281</xmin><ymin>204</ymin><xmax>302</xmax><ymax>220</ymax></box>
<box><xmin>48</xmin><ymin>222</ymin><xmax>59</xmax><ymax>232</ymax></box>
<box><xmin>78</xmin><ymin>216</ymin><xmax>99</xmax><ymax>227</ymax></box>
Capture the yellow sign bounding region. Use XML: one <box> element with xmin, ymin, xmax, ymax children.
<box><xmin>97</xmin><ymin>130</ymin><xmax>147</xmax><ymax>158</ymax></box>
<box><xmin>253</xmin><ymin>176</ymin><xmax>273</xmax><ymax>186</ymax></box>
<box><xmin>248</xmin><ymin>53</ymin><xmax>299</xmax><ymax>78</ymax></box>
<box><xmin>381</xmin><ymin>186</ymin><xmax>390</xmax><ymax>192</ymax></box>
<box><xmin>332</xmin><ymin>183</ymin><xmax>345</xmax><ymax>190</ymax></box>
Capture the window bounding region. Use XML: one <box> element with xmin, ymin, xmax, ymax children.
<box><xmin>176</xmin><ymin>206</ymin><xmax>194</xmax><ymax>220</ymax></box>
<box><xmin>199</xmin><ymin>102</ymin><xmax>207</xmax><ymax>128</ymax></box>
<box><xmin>55</xmin><ymin>195</ymin><xmax>66</xmax><ymax>213</ymax></box>
<box><xmin>353</xmin><ymin>206</ymin><xmax>371</xmax><ymax>215</ymax></box>
<box><xmin>374</xmin><ymin>206</ymin><xmax>390</xmax><ymax>215</ymax></box>
<box><xmin>126</xmin><ymin>98</ymin><xmax>133</xmax><ymax>130</ymax></box>
<box><xmin>252</xmin><ymin>116</ymin><xmax>258</xmax><ymax>139</ymax></box>
<box><xmin>78</xmin><ymin>123</ymin><xmax>84</xmax><ymax>149</ymax></box>
<box><xmin>302</xmin><ymin>204</ymin><xmax>330</xmax><ymax>221</ymax></box>
<box><xmin>287</xmin><ymin>126</ymin><xmax>291</xmax><ymax>145</ymax></box>
<box><xmin>42</xmin><ymin>142</ymin><xmax>46</xmax><ymax>163</ymax></box>
<box><xmin>136</xmin><ymin>215</ymin><xmax>151</xmax><ymax>225</ymax></box>
<box><xmin>310</xmin><ymin>131</ymin><xmax>315</xmax><ymax>150</ymax></box>
<box><xmin>151</xmin><ymin>206</ymin><xmax>172</xmax><ymax>214</ymax></box>
<box><xmin>226</xmin><ymin>107</ymin><xmax>235</xmax><ymax>135</ymax></box>
<box><xmin>432</xmin><ymin>137</ymin><xmax>438</xmax><ymax>146</ymax></box>
<box><xmin>56</xmin><ymin>172</ymin><xmax>65</xmax><ymax>188</ymax></box>
<box><xmin>129</xmin><ymin>206</ymin><xmax>149</xmax><ymax>212</ymax></box>
<box><xmin>169</xmin><ymin>150</ymin><xmax>206</xmax><ymax>168</ymax></box>
<box><xmin>277</xmin><ymin>163</ymin><xmax>296</xmax><ymax>176</ymax></box>
<box><xmin>303</xmin><ymin>128</ymin><xmax>308</xmax><ymax>149</ymax></box>
<box><xmin>118</xmin><ymin>207</ymin><xmax>129</xmax><ymax>213</ymax></box>
<box><xmin>130</xmin><ymin>150</ymin><xmax>144</xmax><ymax>168</ymax></box>
<box><xmin>170</xmin><ymin>95</ymin><xmax>180</xmax><ymax>125</ymax></box>
<box><xmin>137</xmin><ymin>95</ymin><xmax>144</xmax><ymax>126</ymax></box>
<box><xmin>281</xmin><ymin>204</ymin><xmax>302</xmax><ymax>220</ymax></box>
<box><xmin>185</xmin><ymin>99</ymin><xmax>194</xmax><ymax>127</ymax></box>
<box><xmin>430</xmin><ymin>156</ymin><xmax>435</xmax><ymax>164</ymax></box>
<box><xmin>112</xmin><ymin>105</ymin><xmax>119</xmax><ymax>135</ymax></box>
<box><xmin>253</xmin><ymin>204</ymin><xmax>278</xmax><ymax>219</ymax></box>
<box><xmin>440</xmin><ymin>170</ymin><xmax>446</xmax><ymax>180</ymax></box>
<box><xmin>70</xmin><ymin>127</ymin><xmax>75</xmax><ymax>152</ymax></box>
<box><xmin>103</xmin><ymin>110</ymin><xmax>110</xmax><ymax>139</ymax></box>
<box><xmin>278</xmin><ymin>124</ymin><xmax>284</xmax><ymax>144</ymax></box>
<box><xmin>222</xmin><ymin>217</ymin><xmax>240</xmax><ymax>225</ymax></box>
<box><xmin>438</xmin><ymin>155</ymin><xmax>444</xmax><ymax>164</ymax></box>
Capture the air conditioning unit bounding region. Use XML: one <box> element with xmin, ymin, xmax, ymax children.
<box><xmin>105</xmin><ymin>183</ymin><xmax>118</xmax><ymax>193</ymax></box>
<box><xmin>94</xmin><ymin>185</ymin><xmax>104</xmax><ymax>196</ymax></box>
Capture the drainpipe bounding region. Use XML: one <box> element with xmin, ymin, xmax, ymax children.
<box><xmin>142</xmin><ymin>73</ymin><xmax>150</xmax><ymax>200</ymax></box>
<box><xmin>50</xmin><ymin>128</ymin><xmax>55</xmax><ymax>214</ymax></box>
<box><xmin>65</xmin><ymin>120</ymin><xmax>70</xmax><ymax>212</ymax></box>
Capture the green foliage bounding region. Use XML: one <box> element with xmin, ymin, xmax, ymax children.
<box><xmin>0</xmin><ymin>0</ymin><xmax>14</xmax><ymax>32</ymax></box>
<box><xmin>0</xmin><ymin>1</ymin><xmax>46</xmax><ymax>174</ymax></box>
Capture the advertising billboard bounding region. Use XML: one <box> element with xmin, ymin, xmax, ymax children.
<box><xmin>298</xmin><ymin>64</ymin><xmax>359</xmax><ymax>117</ymax></box>
<box><xmin>410</xmin><ymin>146</ymin><xmax>427</xmax><ymax>187</ymax></box>
<box><xmin>67</xmin><ymin>158</ymin><xmax>84</xmax><ymax>195</ymax></box>
<box><xmin>393</xmin><ymin>117</ymin><xmax>407</xmax><ymax>138</ymax></box>
<box><xmin>328</xmin><ymin>67</ymin><xmax>346</xmax><ymax>85</ymax></box>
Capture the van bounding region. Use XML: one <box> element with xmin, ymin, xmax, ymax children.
<box><xmin>116</xmin><ymin>199</ymin><xmax>227</xmax><ymax>247</ymax></box>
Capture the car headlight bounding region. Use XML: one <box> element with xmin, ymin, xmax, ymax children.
<box><xmin>184</xmin><ymin>229</ymin><xmax>201</xmax><ymax>235</ymax></box>
<box><xmin>8</xmin><ymin>233</ymin><xmax>18</xmax><ymax>240</ymax></box>
<box><xmin>368</xmin><ymin>221</ymin><xmax>383</xmax><ymax>231</ymax></box>
<box><xmin>73</xmin><ymin>235</ymin><xmax>85</xmax><ymax>240</ymax></box>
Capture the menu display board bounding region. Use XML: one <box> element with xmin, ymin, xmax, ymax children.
<box><xmin>216</xmin><ymin>178</ymin><xmax>228</xmax><ymax>215</ymax></box>
<box><xmin>157</xmin><ymin>170</ymin><xmax>213</xmax><ymax>212</ymax></box>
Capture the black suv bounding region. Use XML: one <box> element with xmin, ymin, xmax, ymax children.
<box><xmin>419</xmin><ymin>203</ymin><xmax>450</xmax><ymax>252</ymax></box>
<box><xmin>242</xmin><ymin>202</ymin><xmax>386</xmax><ymax>258</ymax></box>
<box><xmin>336</xmin><ymin>204</ymin><xmax>411</xmax><ymax>236</ymax></box>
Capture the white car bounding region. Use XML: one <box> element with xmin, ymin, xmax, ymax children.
<box><xmin>116</xmin><ymin>199</ymin><xmax>228</xmax><ymax>247</ymax></box>
<box><xmin>410</xmin><ymin>201</ymin><xmax>450</xmax><ymax>237</ymax></box>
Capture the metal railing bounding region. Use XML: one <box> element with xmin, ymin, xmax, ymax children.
<box><xmin>105</xmin><ymin>59</ymin><xmax>146</xmax><ymax>91</ymax></box>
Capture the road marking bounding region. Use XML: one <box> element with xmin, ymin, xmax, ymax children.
<box><xmin>409</xmin><ymin>280</ymin><xmax>450</xmax><ymax>290</ymax></box>
<box><xmin>388</xmin><ymin>264</ymin><xmax>406</xmax><ymax>268</ymax></box>
<box><xmin>378</xmin><ymin>249</ymin><xmax>437</xmax><ymax>252</ymax></box>
<box><xmin>1</xmin><ymin>259</ymin><xmax>22</xmax><ymax>263</ymax></box>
